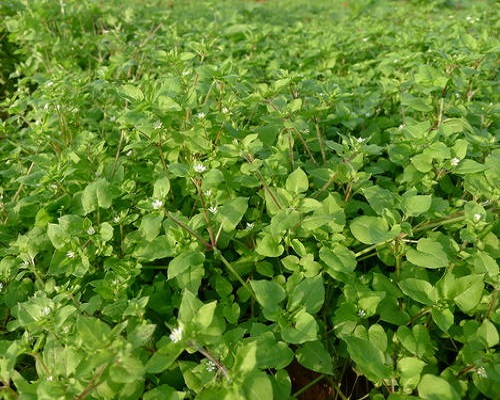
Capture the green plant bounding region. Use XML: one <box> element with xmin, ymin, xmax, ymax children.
<box><xmin>0</xmin><ymin>0</ymin><xmax>498</xmax><ymax>399</ymax></box>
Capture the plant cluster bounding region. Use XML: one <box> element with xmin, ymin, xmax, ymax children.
<box><xmin>0</xmin><ymin>0</ymin><xmax>498</xmax><ymax>399</ymax></box>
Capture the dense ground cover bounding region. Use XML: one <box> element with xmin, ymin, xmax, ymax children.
<box><xmin>0</xmin><ymin>0</ymin><xmax>498</xmax><ymax>398</ymax></box>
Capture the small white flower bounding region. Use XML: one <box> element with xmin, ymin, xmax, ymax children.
<box><xmin>356</xmin><ymin>137</ymin><xmax>366</xmax><ymax>143</ymax></box>
<box><xmin>246</xmin><ymin>222</ymin><xmax>255</xmax><ymax>230</ymax></box>
<box><xmin>208</xmin><ymin>206</ymin><xmax>218</xmax><ymax>214</ymax></box>
<box><xmin>87</xmin><ymin>226</ymin><xmax>96</xmax><ymax>235</ymax></box>
<box><xmin>47</xmin><ymin>375</ymin><xmax>53</xmax><ymax>382</ymax></box>
<box><xmin>454</xmin><ymin>93</ymin><xmax>460</xmax><ymax>98</ymax></box>
<box><xmin>0</xmin><ymin>282</ymin><xmax>4</xmax><ymax>292</ymax></box>
<box><xmin>304</xmin><ymin>129</ymin><xmax>310</xmax><ymax>134</ymax></box>
<box><xmin>66</xmin><ymin>251</ymin><xmax>76</xmax><ymax>259</ymax></box>
<box><xmin>393</xmin><ymin>59</ymin><xmax>399</xmax><ymax>63</ymax></box>
<box><xmin>169</xmin><ymin>326</ymin><xmax>183</xmax><ymax>343</ymax></box>
<box><xmin>126</xmin><ymin>150</ymin><xmax>132</xmax><ymax>156</ymax></box>
<box><xmin>113</xmin><ymin>216</ymin><xmax>121</xmax><ymax>224</ymax></box>
<box><xmin>473</xmin><ymin>213</ymin><xmax>482</xmax><ymax>222</ymax></box>
<box><xmin>358</xmin><ymin>309</ymin><xmax>366</xmax><ymax>318</ymax></box>
<box><xmin>398</xmin><ymin>124</ymin><xmax>405</xmax><ymax>130</ymax></box>
<box><xmin>222</xmin><ymin>107</ymin><xmax>229</xmax><ymax>114</ymax></box>
<box><xmin>46</xmin><ymin>81</ymin><xmax>54</xmax><ymax>87</ymax></box>
<box><xmin>44</xmin><ymin>104</ymin><xmax>50</xmax><ymax>110</ymax></box>
<box><xmin>153</xmin><ymin>121</ymin><xmax>163</xmax><ymax>130</ymax></box>
<box><xmin>50</xmin><ymin>184</ymin><xmax>58</xmax><ymax>190</ymax></box>
<box><xmin>182</xmin><ymin>70</ymin><xmax>190</xmax><ymax>76</ymax></box>
<box><xmin>206</xmin><ymin>360</ymin><xmax>217</xmax><ymax>372</ymax></box>
<box><xmin>450</xmin><ymin>157</ymin><xmax>461</xmax><ymax>166</ymax></box>
<box><xmin>476</xmin><ymin>367</ymin><xmax>487</xmax><ymax>379</ymax></box>
<box><xmin>41</xmin><ymin>306</ymin><xmax>51</xmax><ymax>316</ymax></box>
<box><xmin>196</xmin><ymin>112</ymin><xmax>206</xmax><ymax>119</ymax></box>
<box><xmin>109</xmin><ymin>116</ymin><xmax>116</xmax><ymax>122</ymax></box>
<box><xmin>193</xmin><ymin>163</ymin><xmax>206</xmax><ymax>173</ymax></box>
<box><xmin>362</xmin><ymin>37</ymin><xmax>369</xmax><ymax>42</ymax></box>
<box><xmin>204</xmin><ymin>189</ymin><xmax>212</xmax><ymax>197</ymax></box>
<box><xmin>152</xmin><ymin>199</ymin><xmax>163</xmax><ymax>210</ymax></box>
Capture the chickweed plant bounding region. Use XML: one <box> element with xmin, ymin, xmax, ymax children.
<box><xmin>0</xmin><ymin>0</ymin><xmax>498</xmax><ymax>399</ymax></box>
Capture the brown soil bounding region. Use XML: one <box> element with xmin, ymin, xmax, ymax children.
<box><xmin>287</xmin><ymin>360</ymin><xmax>372</xmax><ymax>400</ymax></box>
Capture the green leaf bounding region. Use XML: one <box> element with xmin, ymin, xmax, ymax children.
<box><xmin>99</xmin><ymin>222</ymin><xmax>114</xmax><ymax>241</ymax></box>
<box><xmin>241</xmin><ymin>370</ymin><xmax>273</xmax><ymax>400</ymax></box>
<box><xmin>411</xmin><ymin>152</ymin><xmax>434</xmax><ymax>173</ymax></box>
<box><xmin>431</xmin><ymin>307</ymin><xmax>454</xmax><ymax>333</ymax></box>
<box><xmin>350</xmin><ymin>216</ymin><xmax>400</xmax><ymax>244</ymax></box>
<box><xmin>120</xmin><ymin>84</ymin><xmax>144</xmax><ymax>102</ymax></box>
<box><xmin>453</xmin><ymin>275</ymin><xmax>484</xmax><ymax>313</ymax></box>
<box><xmin>193</xmin><ymin>301</ymin><xmax>217</xmax><ymax>330</ymax></box>
<box><xmin>109</xmin><ymin>354</ymin><xmax>144</xmax><ymax>383</ymax></box>
<box><xmin>251</xmin><ymin>280</ymin><xmax>286</xmax><ymax>310</ymax></box>
<box><xmin>255</xmin><ymin>234</ymin><xmax>284</xmax><ymax>257</ymax></box>
<box><xmin>418</xmin><ymin>374</ymin><xmax>460</xmax><ymax>400</ymax></box>
<box><xmin>402</xmin><ymin>194</ymin><xmax>432</xmax><ymax>217</ymax></box>
<box><xmin>157</xmin><ymin>95</ymin><xmax>182</xmax><ymax>112</ymax></box>
<box><xmin>296</xmin><ymin>341</ymin><xmax>333</xmax><ymax>374</ymax></box>
<box><xmin>400</xmin><ymin>93</ymin><xmax>433</xmax><ymax>112</ymax></box>
<box><xmin>454</xmin><ymin>159</ymin><xmax>488</xmax><ymax>175</ymax></box>
<box><xmin>320</xmin><ymin>245</ymin><xmax>357</xmax><ymax>277</ymax></box>
<box><xmin>406</xmin><ymin>238</ymin><xmax>448</xmax><ymax>268</ymax></box>
<box><xmin>145</xmin><ymin>342</ymin><xmax>183</xmax><ymax>374</ymax></box>
<box><xmin>288</xmin><ymin>275</ymin><xmax>324</xmax><ymax>314</ymax></box>
<box><xmin>398</xmin><ymin>357</ymin><xmax>426</xmax><ymax>391</ymax></box>
<box><xmin>168</xmin><ymin>251</ymin><xmax>205</xmax><ymax>280</ymax></box>
<box><xmin>81</xmin><ymin>178</ymin><xmax>113</xmax><ymax>215</ymax></box>
<box><xmin>254</xmin><ymin>334</ymin><xmax>294</xmax><ymax>370</ymax></box>
<box><xmin>476</xmin><ymin>319</ymin><xmax>499</xmax><ymax>349</ymax></box>
<box><xmin>153</xmin><ymin>176</ymin><xmax>171</xmax><ymax>199</ymax></box>
<box><xmin>280</xmin><ymin>309</ymin><xmax>318</xmax><ymax>344</ymax></box>
<box><xmin>76</xmin><ymin>316</ymin><xmax>111</xmax><ymax>350</ymax></box>
<box><xmin>344</xmin><ymin>336</ymin><xmax>392</xmax><ymax>382</ymax></box>
<box><xmin>133</xmin><ymin>235</ymin><xmax>176</xmax><ymax>261</ymax></box>
<box><xmin>396</xmin><ymin>325</ymin><xmax>434</xmax><ymax>358</ymax></box>
<box><xmin>143</xmin><ymin>385</ymin><xmax>185</xmax><ymax>400</ymax></box>
<box><xmin>358</xmin><ymin>292</ymin><xmax>386</xmax><ymax>317</ymax></box>
<box><xmin>234</xmin><ymin>342</ymin><xmax>258</xmax><ymax>373</ymax></box>
<box><xmin>362</xmin><ymin>186</ymin><xmax>397</xmax><ymax>215</ymax></box>
<box><xmin>368</xmin><ymin>324</ymin><xmax>388</xmax><ymax>352</ymax></box>
<box><xmin>47</xmin><ymin>223</ymin><xmax>67</xmax><ymax>249</ymax></box>
<box><xmin>217</xmin><ymin>197</ymin><xmax>248</xmax><ymax>232</ymax></box>
<box><xmin>139</xmin><ymin>213</ymin><xmax>164</xmax><ymax>241</ymax></box>
<box><xmin>399</xmin><ymin>278</ymin><xmax>437</xmax><ymax>305</ymax></box>
<box><xmin>178</xmin><ymin>290</ymin><xmax>203</xmax><ymax>323</ymax></box>
<box><xmin>286</xmin><ymin>168</ymin><xmax>309</xmax><ymax>194</ymax></box>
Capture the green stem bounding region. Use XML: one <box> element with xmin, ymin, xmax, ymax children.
<box><xmin>195</xmin><ymin>344</ymin><xmax>230</xmax><ymax>381</ymax></box>
<box><xmin>216</xmin><ymin>250</ymin><xmax>255</xmax><ymax>300</ymax></box>
<box><xmin>407</xmin><ymin>305</ymin><xmax>432</xmax><ymax>326</ymax></box>
<box><xmin>166</xmin><ymin>211</ymin><xmax>212</xmax><ymax>249</ymax></box>
<box><xmin>292</xmin><ymin>374</ymin><xmax>326</xmax><ymax>398</ymax></box>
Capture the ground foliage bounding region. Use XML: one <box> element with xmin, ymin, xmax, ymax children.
<box><xmin>0</xmin><ymin>0</ymin><xmax>499</xmax><ymax>399</ymax></box>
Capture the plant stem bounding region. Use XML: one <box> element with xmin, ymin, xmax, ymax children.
<box><xmin>191</xmin><ymin>178</ymin><xmax>216</xmax><ymax>246</ymax></box>
<box><xmin>315</xmin><ymin>120</ymin><xmax>326</xmax><ymax>164</ymax></box>
<box><xmin>75</xmin><ymin>364</ymin><xmax>108</xmax><ymax>400</ymax></box>
<box><xmin>166</xmin><ymin>211</ymin><xmax>212</xmax><ymax>249</ymax></box>
<box><xmin>195</xmin><ymin>344</ymin><xmax>230</xmax><ymax>381</ymax></box>
<box><xmin>215</xmin><ymin>250</ymin><xmax>255</xmax><ymax>300</ymax></box>
<box><xmin>292</xmin><ymin>374</ymin><xmax>326</xmax><ymax>398</ymax></box>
